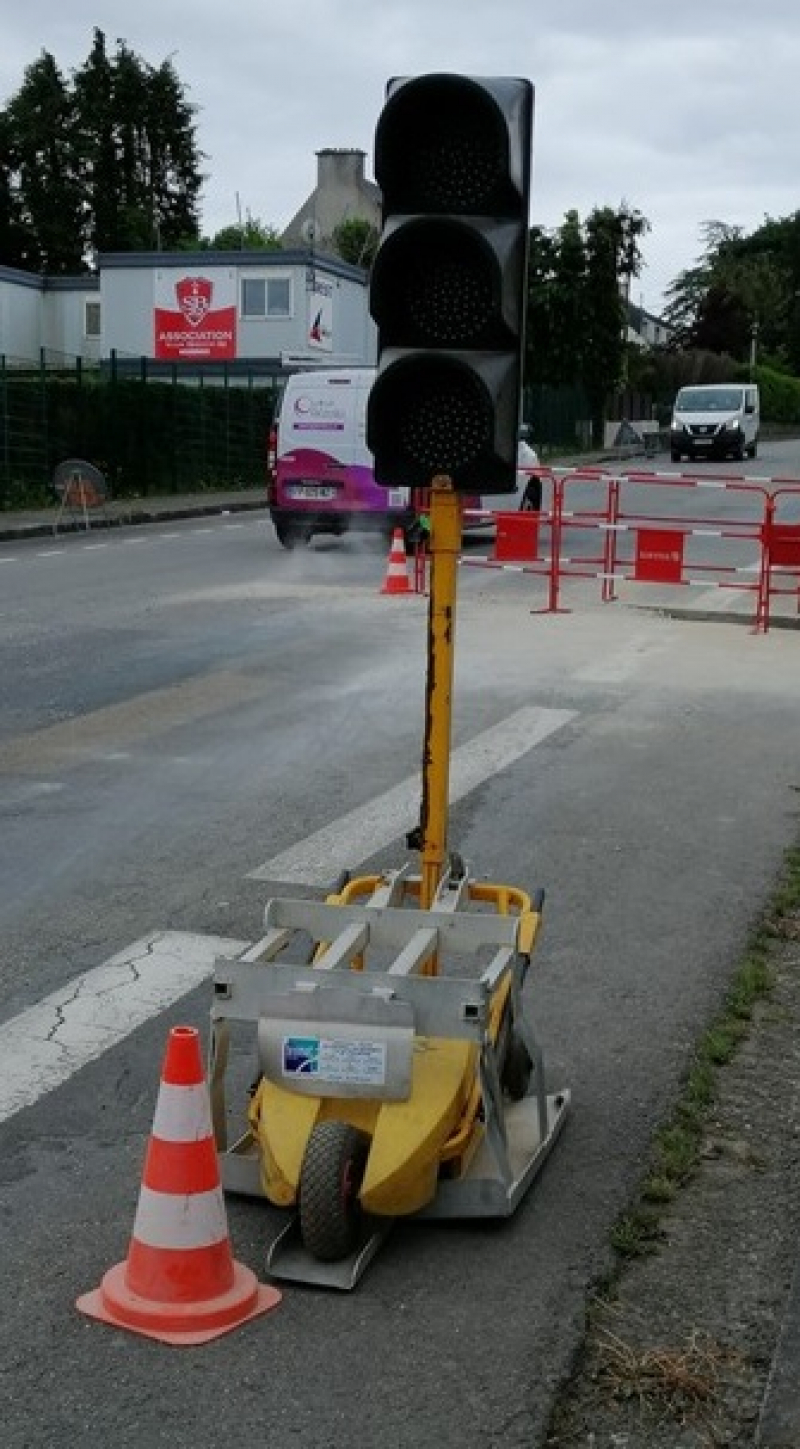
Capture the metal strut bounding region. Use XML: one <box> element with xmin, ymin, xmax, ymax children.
<box><xmin>419</xmin><ymin>479</ymin><xmax>463</xmax><ymax>916</ymax></box>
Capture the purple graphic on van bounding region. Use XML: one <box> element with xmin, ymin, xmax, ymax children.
<box><xmin>276</xmin><ymin>449</ymin><xmax>407</xmax><ymax>515</ymax></box>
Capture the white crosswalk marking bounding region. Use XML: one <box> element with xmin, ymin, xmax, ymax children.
<box><xmin>0</xmin><ymin>931</ymin><xmax>247</xmax><ymax>1124</ymax></box>
<box><xmin>248</xmin><ymin>704</ymin><xmax>576</xmax><ymax>884</ymax></box>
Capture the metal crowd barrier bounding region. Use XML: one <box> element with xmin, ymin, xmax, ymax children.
<box><xmin>459</xmin><ymin>467</ymin><xmax>800</xmax><ymax>634</ymax></box>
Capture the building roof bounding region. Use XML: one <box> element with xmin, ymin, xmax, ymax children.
<box><xmin>97</xmin><ymin>248</ymin><xmax>368</xmax><ymax>285</ymax></box>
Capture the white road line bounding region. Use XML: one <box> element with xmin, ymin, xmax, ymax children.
<box><xmin>3</xmin><ymin>780</ymin><xmax>65</xmax><ymax>807</ymax></box>
<box><xmin>35</xmin><ymin>550</ymin><xmax>64</xmax><ymax>558</ymax></box>
<box><xmin>81</xmin><ymin>542</ymin><xmax>109</xmax><ymax>550</ymax></box>
<box><xmin>0</xmin><ymin>557</ymin><xmax>19</xmax><ymax>564</ymax></box>
<box><xmin>0</xmin><ymin>931</ymin><xmax>247</xmax><ymax>1125</ymax></box>
<box><xmin>248</xmin><ymin>704</ymin><xmax>576</xmax><ymax>885</ymax></box>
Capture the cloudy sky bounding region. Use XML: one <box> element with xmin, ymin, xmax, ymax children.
<box><xmin>3</xmin><ymin>2</ymin><xmax>799</xmax><ymax>314</ymax></box>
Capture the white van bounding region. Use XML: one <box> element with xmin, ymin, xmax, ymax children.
<box><xmin>269</xmin><ymin>368</ymin><xmax>412</xmax><ymax>548</ymax></box>
<box><xmin>670</xmin><ymin>382</ymin><xmax>760</xmax><ymax>463</ymax></box>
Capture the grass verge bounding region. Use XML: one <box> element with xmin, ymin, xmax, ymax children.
<box><xmin>605</xmin><ymin>846</ymin><xmax>800</xmax><ymax>1266</ymax></box>
<box><xmin>547</xmin><ymin>841</ymin><xmax>800</xmax><ymax>1446</ymax></box>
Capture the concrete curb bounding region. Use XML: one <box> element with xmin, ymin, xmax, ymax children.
<box><xmin>0</xmin><ymin>495</ymin><xmax>268</xmax><ymax>543</ymax></box>
<box><xmin>632</xmin><ymin>603</ymin><xmax>800</xmax><ymax>632</ymax></box>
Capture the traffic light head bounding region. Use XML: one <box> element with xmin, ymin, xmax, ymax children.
<box><xmin>375</xmin><ymin>74</ymin><xmax>531</xmax><ymax>218</ymax></box>
<box><xmin>367</xmin><ymin>74</ymin><xmax>533</xmax><ymax>492</ymax></box>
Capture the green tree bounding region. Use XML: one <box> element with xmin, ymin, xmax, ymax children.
<box><xmin>523</xmin><ymin>225</ymin><xmax>559</xmax><ymax>386</ymax></box>
<box><xmin>331</xmin><ymin>217</ymin><xmax>379</xmax><ymax>268</ymax></box>
<box><xmin>71</xmin><ymin>30</ymin><xmax>119</xmax><ymax>256</ymax></box>
<box><xmin>690</xmin><ymin>283</ymin><xmax>752</xmax><ymax>358</ymax></box>
<box><xmin>140</xmin><ymin>47</ymin><xmax>203</xmax><ymax>250</ymax></box>
<box><xmin>2</xmin><ymin>51</ymin><xmax>84</xmax><ymax>272</ymax></box>
<box><xmin>664</xmin><ymin>220</ymin><xmax>788</xmax><ymax>365</ymax></box>
<box><xmin>0</xmin><ymin>29</ymin><xmax>203</xmax><ymax>268</ymax></box>
<box><xmin>204</xmin><ymin>217</ymin><xmax>283</xmax><ymax>250</ymax></box>
<box><xmin>720</xmin><ymin>218</ymin><xmax>799</xmax><ymax>367</ymax></box>
<box><xmin>524</xmin><ymin>202</ymin><xmax>649</xmax><ymax>437</ymax></box>
<box><xmin>0</xmin><ymin>111</ymin><xmax>39</xmax><ymax>269</ymax></box>
<box><xmin>550</xmin><ymin>210</ymin><xmax>588</xmax><ymax>385</ymax></box>
<box><xmin>583</xmin><ymin>204</ymin><xmax>649</xmax><ymax>440</ymax></box>
<box><xmin>72</xmin><ymin>30</ymin><xmax>203</xmax><ymax>257</ymax></box>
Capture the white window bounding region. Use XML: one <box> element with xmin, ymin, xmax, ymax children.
<box><xmin>84</xmin><ymin>300</ymin><xmax>102</xmax><ymax>338</ymax></box>
<box><xmin>241</xmin><ymin>276</ymin><xmax>292</xmax><ymax>319</ymax></box>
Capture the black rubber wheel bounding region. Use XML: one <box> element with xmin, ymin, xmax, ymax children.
<box><xmin>670</xmin><ymin>448</ymin><xmax>681</xmax><ymax>463</ymax></box>
<box><xmin>299</xmin><ymin>1122</ymin><xmax>370</xmax><ymax>1262</ymax></box>
<box><xmin>275</xmin><ymin>522</ymin><xmax>310</xmax><ymax>550</ymax></box>
<box><xmin>500</xmin><ymin>1030</ymin><xmax>533</xmax><ymax>1101</ymax></box>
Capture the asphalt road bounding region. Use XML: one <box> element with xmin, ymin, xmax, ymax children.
<box><xmin>2</xmin><ymin>449</ymin><xmax>800</xmax><ymax>1448</ymax></box>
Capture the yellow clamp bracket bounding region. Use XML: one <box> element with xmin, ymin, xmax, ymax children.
<box><xmin>516</xmin><ymin>909</ymin><xmax>542</xmax><ymax>959</ymax></box>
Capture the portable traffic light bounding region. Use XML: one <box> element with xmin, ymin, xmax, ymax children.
<box><xmin>367</xmin><ymin>74</ymin><xmax>533</xmax><ymax>493</ymax></box>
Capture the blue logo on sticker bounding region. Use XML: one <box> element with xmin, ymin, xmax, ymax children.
<box><xmin>283</xmin><ymin>1037</ymin><xmax>319</xmax><ymax>1075</ymax></box>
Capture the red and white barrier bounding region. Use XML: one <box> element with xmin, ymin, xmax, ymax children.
<box><xmin>457</xmin><ymin>466</ymin><xmax>800</xmax><ymax>633</ymax></box>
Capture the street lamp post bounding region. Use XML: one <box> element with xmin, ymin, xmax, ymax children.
<box><xmin>749</xmin><ymin>316</ymin><xmax>759</xmax><ymax>380</ymax></box>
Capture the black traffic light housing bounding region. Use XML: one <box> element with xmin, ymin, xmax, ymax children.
<box><xmin>367</xmin><ymin>74</ymin><xmax>533</xmax><ymax>493</ymax></box>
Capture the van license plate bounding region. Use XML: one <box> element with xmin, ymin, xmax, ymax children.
<box><xmin>286</xmin><ymin>484</ymin><xmax>337</xmax><ymax>500</ymax></box>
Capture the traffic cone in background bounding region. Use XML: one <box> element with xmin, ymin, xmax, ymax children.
<box><xmin>77</xmin><ymin>1025</ymin><xmax>281</xmax><ymax>1344</ymax></box>
<box><xmin>380</xmin><ymin>527</ymin><xmax>413</xmax><ymax>595</ymax></box>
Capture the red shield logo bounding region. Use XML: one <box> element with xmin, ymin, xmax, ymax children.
<box><xmin>175</xmin><ymin>275</ymin><xmax>213</xmax><ymax>328</ymax></box>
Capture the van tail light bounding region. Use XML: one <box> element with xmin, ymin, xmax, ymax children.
<box><xmin>266</xmin><ymin>427</ymin><xmax>278</xmax><ymax>503</ymax></box>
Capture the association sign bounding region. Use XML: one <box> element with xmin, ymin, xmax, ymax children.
<box><xmin>154</xmin><ymin>269</ymin><xmax>236</xmax><ymax>361</ymax></box>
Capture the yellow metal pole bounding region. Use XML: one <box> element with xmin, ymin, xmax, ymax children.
<box><xmin>420</xmin><ymin>477</ymin><xmax>463</xmax><ymax>918</ymax></box>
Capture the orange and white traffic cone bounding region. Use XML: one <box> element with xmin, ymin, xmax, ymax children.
<box><xmin>77</xmin><ymin>1025</ymin><xmax>281</xmax><ymax>1344</ymax></box>
<box><xmin>380</xmin><ymin>527</ymin><xmax>413</xmax><ymax>596</ymax></box>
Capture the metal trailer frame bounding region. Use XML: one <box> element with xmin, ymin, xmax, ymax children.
<box><xmin>210</xmin><ymin>860</ymin><xmax>569</xmax><ymax>1289</ymax></box>
<box><xmin>210</xmin><ymin>479</ymin><xmax>569</xmax><ymax>1288</ymax></box>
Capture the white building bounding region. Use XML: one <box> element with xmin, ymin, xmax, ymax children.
<box><xmin>0</xmin><ymin>264</ymin><xmax>102</xmax><ymax>365</ymax></box>
<box><xmin>0</xmin><ymin>249</ymin><xmax>377</xmax><ymax>376</ymax></box>
<box><xmin>627</xmin><ymin>301</ymin><xmax>672</xmax><ymax>349</ymax></box>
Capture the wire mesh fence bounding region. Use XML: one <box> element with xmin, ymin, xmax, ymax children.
<box><xmin>524</xmin><ymin>382</ymin><xmax>593</xmax><ymax>450</ymax></box>
<box><xmin>0</xmin><ymin>350</ymin><xmax>279</xmax><ymax>509</ymax></box>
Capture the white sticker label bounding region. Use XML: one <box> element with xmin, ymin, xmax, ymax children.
<box><xmin>282</xmin><ymin>1035</ymin><xmax>386</xmax><ymax>1086</ymax></box>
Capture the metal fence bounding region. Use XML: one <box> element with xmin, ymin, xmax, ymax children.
<box><xmin>0</xmin><ymin>350</ymin><xmax>280</xmax><ymax>509</ymax></box>
<box><xmin>524</xmin><ymin>384</ymin><xmax>658</xmax><ymax>453</ymax></box>
<box><xmin>524</xmin><ymin>382</ymin><xmax>592</xmax><ymax>449</ymax></box>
